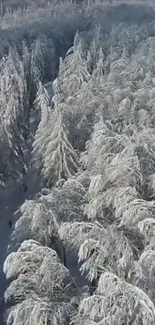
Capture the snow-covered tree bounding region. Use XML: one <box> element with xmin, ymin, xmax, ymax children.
<box><xmin>60</xmin><ymin>32</ymin><xmax>90</xmax><ymax>99</ymax></box>
<box><xmin>9</xmin><ymin>199</ymin><xmax>64</xmax><ymax>258</ymax></box>
<box><xmin>59</xmin><ymin>222</ymin><xmax>138</xmax><ymax>283</ymax></box>
<box><xmin>32</xmin><ymin>101</ymin><xmax>79</xmax><ymax>187</ymax></box>
<box><xmin>3</xmin><ymin>240</ymin><xmax>79</xmax><ymax>325</ymax></box>
<box><xmin>0</xmin><ymin>48</ymin><xmax>28</xmax><ymax>186</ymax></box>
<box><xmin>38</xmin><ymin>178</ymin><xmax>86</xmax><ymax>222</ymax></box>
<box><xmin>72</xmin><ymin>272</ymin><xmax>155</xmax><ymax>325</ymax></box>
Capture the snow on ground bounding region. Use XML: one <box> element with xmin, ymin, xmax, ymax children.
<box><xmin>66</xmin><ymin>249</ymin><xmax>89</xmax><ymax>287</ymax></box>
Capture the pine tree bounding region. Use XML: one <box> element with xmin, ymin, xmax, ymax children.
<box><xmin>42</xmin><ymin>109</ymin><xmax>79</xmax><ymax>186</ymax></box>
<box><xmin>32</xmin><ymin>95</ymin><xmax>79</xmax><ymax>187</ymax></box>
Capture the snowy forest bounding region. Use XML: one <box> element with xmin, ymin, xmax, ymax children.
<box><xmin>1</xmin><ymin>0</ymin><xmax>155</xmax><ymax>324</ymax></box>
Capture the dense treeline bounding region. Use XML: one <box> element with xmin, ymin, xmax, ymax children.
<box><xmin>2</xmin><ymin>0</ymin><xmax>155</xmax><ymax>324</ymax></box>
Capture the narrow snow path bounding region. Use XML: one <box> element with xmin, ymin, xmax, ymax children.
<box><xmin>0</xmin><ymin>185</ymin><xmax>28</xmax><ymax>324</ymax></box>
<box><xmin>66</xmin><ymin>249</ymin><xmax>89</xmax><ymax>287</ymax></box>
